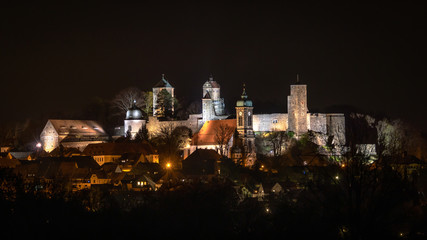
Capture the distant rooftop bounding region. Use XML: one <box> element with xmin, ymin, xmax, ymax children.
<box><xmin>153</xmin><ymin>74</ymin><xmax>173</xmax><ymax>88</ymax></box>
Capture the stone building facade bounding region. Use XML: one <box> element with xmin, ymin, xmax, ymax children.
<box><xmin>202</xmin><ymin>75</ymin><xmax>227</xmax><ymax>123</ymax></box>
<box><xmin>40</xmin><ymin>120</ymin><xmax>109</xmax><ymax>152</ymax></box>
<box><xmin>152</xmin><ymin>74</ymin><xmax>174</xmax><ymax>117</ymax></box>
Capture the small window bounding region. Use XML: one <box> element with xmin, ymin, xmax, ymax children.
<box><xmin>272</xmin><ymin>119</ymin><xmax>278</xmax><ymax>123</ymax></box>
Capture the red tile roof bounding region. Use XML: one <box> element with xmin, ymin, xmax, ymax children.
<box><xmin>191</xmin><ymin>119</ymin><xmax>236</xmax><ymax>146</ymax></box>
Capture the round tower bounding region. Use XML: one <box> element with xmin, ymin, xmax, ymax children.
<box><xmin>124</xmin><ymin>100</ymin><xmax>147</xmax><ymax>139</ymax></box>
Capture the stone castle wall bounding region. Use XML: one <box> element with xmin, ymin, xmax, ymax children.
<box><xmin>124</xmin><ymin>119</ymin><xmax>146</xmax><ymax>138</ymax></box>
<box><xmin>309</xmin><ymin>113</ymin><xmax>327</xmax><ymax>134</ymax></box>
<box><xmin>326</xmin><ymin>113</ymin><xmax>346</xmax><ymax>145</ymax></box>
<box><xmin>253</xmin><ymin>113</ymin><xmax>288</xmax><ymax>132</ymax></box>
<box><xmin>146</xmin><ymin>114</ymin><xmax>202</xmax><ymax>137</ymax></box>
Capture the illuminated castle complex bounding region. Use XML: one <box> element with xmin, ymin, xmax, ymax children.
<box><xmin>40</xmin><ymin>74</ymin><xmax>345</xmax><ymax>168</ymax></box>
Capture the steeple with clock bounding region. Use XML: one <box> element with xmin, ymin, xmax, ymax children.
<box><xmin>235</xmin><ymin>84</ymin><xmax>256</xmax><ymax>167</ymax></box>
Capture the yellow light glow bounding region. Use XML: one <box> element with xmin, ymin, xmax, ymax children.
<box><xmin>166</xmin><ymin>162</ymin><xmax>171</xmax><ymax>169</ymax></box>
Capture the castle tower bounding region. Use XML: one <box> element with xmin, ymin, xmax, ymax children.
<box><xmin>202</xmin><ymin>75</ymin><xmax>225</xmax><ymax>122</ymax></box>
<box><xmin>235</xmin><ymin>84</ymin><xmax>256</xmax><ymax>167</ymax></box>
<box><xmin>153</xmin><ymin>74</ymin><xmax>175</xmax><ymax>117</ymax></box>
<box><xmin>287</xmin><ymin>75</ymin><xmax>309</xmax><ymax>136</ymax></box>
<box><xmin>124</xmin><ymin>100</ymin><xmax>147</xmax><ymax>139</ymax></box>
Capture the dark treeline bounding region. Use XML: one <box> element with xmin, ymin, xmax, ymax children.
<box><xmin>1</xmin><ymin>165</ymin><xmax>426</xmax><ymax>240</ymax></box>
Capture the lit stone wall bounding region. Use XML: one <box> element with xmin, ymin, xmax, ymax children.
<box><xmin>146</xmin><ymin>114</ymin><xmax>202</xmax><ymax>137</ymax></box>
<box><xmin>40</xmin><ymin>121</ymin><xmax>59</xmax><ymax>152</ymax></box>
<box><xmin>124</xmin><ymin>119</ymin><xmax>146</xmax><ymax>138</ymax></box>
<box><xmin>202</xmin><ymin>99</ymin><xmax>213</xmax><ymax>122</ymax></box>
<box><xmin>326</xmin><ymin>113</ymin><xmax>346</xmax><ymax>145</ymax></box>
<box><xmin>253</xmin><ymin>113</ymin><xmax>288</xmax><ymax>132</ymax></box>
<box><xmin>203</xmin><ymin>86</ymin><xmax>220</xmax><ymax>101</ymax></box>
<box><xmin>309</xmin><ymin>113</ymin><xmax>327</xmax><ymax>134</ymax></box>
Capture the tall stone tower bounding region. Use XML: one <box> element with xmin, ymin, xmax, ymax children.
<box><xmin>202</xmin><ymin>75</ymin><xmax>225</xmax><ymax>122</ymax></box>
<box><xmin>287</xmin><ymin>76</ymin><xmax>309</xmax><ymax>136</ymax></box>
<box><xmin>153</xmin><ymin>74</ymin><xmax>174</xmax><ymax>117</ymax></box>
<box><xmin>235</xmin><ymin>84</ymin><xmax>256</xmax><ymax>167</ymax></box>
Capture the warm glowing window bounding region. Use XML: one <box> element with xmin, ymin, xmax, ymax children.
<box><xmin>238</xmin><ymin>116</ymin><xmax>243</xmax><ymax>126</ymax></box>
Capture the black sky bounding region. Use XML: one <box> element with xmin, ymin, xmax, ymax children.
<box><xmin>1</xmin><ymin>2</ymin><xmax>426</xmax><ymax>131</ymax></box>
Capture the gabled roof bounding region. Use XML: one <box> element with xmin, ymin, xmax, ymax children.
<box><xmin>83</xmin><ymin>142</ymin><xmax>157</xmax><ymax>156</ymax></box>
<box><xmin>48</xmin><ymin>147</ymin><xmax>81</xmax><ymax>157</ymax></box>
<box><xmin>182</xmin><ymin>149</ymin><xmax>221</xmax><ymax>176</ymax></box>
<box><xmin>191</xmin><ymin>119</ymin><xmax>236</xmax><ymax>146</ymax></box>
<box><xmin>8</xmin><ymin>152</ymin><xmax>33</xmax><ymax>160</ymax></box>
<box><xmin>47</xmin><ymin>119</ymin><xmax>107</xmax><ymax>136</ymax></box>
<box><xmin>185</xmin><ymin>149</ymin><xmax>222</xmax><ymax>162</ymax></box>
<box><xmin>153</xmin><ymin>74</ymin><xmax>173</xmax><ymax>88</ymax></box>
<box><xmin>203</xmin><ymin>75</ymin><xmax>220</xmax><ymax>88</ymax></box>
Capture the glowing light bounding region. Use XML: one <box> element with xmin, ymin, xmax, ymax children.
<box><xmin>341</xmin><ymin>163</ymin><xmax>346</xmax><ymax>168</ymax></box>
<box><xmin>36</xmin><ymin>143</ymin><xmax>42</xmax><ymax>148</ymax></box>
<box><xmin>166</xmin><ymin>162</ymin><xmax>171</xmax><ymax>169</ymax></box>
<box><xmin>335</xmin><ymin>175</ymin><xmax>339</xmax><ymax>180</ymax></box>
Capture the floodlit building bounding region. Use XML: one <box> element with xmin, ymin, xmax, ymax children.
<box><xmin>40</xmin><ymin>120</ymin><xmax>109</xmax><ymax>153</ymax></box>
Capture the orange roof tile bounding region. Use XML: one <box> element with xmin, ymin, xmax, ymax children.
<box><xmin>191</xmin><ymin>119</ymin><xmax>236</xmax><ymax>146</ymax></box>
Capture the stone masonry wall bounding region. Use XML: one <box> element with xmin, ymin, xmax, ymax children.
<box><xmin>253</xmin><ymin>113</ymin><xmax>288</xmax><ymax>132</ymax></box>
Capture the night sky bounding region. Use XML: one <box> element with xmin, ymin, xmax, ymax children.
<box><xmin>1</xmin><ymin>3</ymin><xmax>426</xmax><ymax>131</ymax></box>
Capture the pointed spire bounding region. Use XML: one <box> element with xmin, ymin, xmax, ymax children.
<box><xmin>209</xmin><ymin>73</ymin><xmax>213</xmax><ymax>81</ymax></box>
<box><xmin>241</xmin><ymin>83</ymin><xmax>247</xmax><ymax>99</ymax></box>
<box><xmin>162</xmin><ymin>73</ymin><xmax>165</xmax><ymax>80</ymax></box>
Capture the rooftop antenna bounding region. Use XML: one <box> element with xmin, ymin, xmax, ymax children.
<box><xmin>296</xmin><ymin>73</ymin><xmax>300</xmax><ymax>84</ymax></box>
<box><xmin>162</xmin><ymin>73</ymin><xmax>165</xmax><ymax>80</ymax></box>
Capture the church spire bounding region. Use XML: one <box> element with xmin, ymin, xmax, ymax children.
<box><xmin>241</xmin><ymin>83</ymin><xmax>247</xmax><ymax>100</ymax></box>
